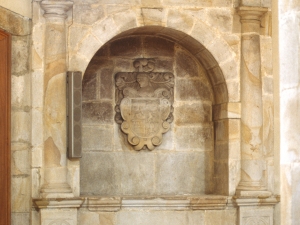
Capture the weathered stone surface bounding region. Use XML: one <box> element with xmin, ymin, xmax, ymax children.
<box><xmin>175</xmin><ymin>48</ymin><xmax>201</xmax><ymax>78</ymax></box>
<box><xmin>0</xmin><ymin>6</ymin><xmax>31</xmax><ymax>35</ymax></box>
<box><xmin>144</xmin><ymin>36</ymin><xmax>174</xmax><ymax>57</ymax></box>
<box><xmin>78</xmin><ymin>210</ymin><xmax>100</xmax><ymax>225</ymax></box>
<box><xmin>82</xmin><ymin>101</ymin><xmax>113</xmax><ymax>124</ymax></box>
<box><xmin>11</xmin><ymin>36</ymin><xmax>30</xmax><ymax>75</ymax></box>
<box><xmin>11</xmin><ymin>176</ymin><xmax>31</xmax><ymax>212</ymax></box>
<box><xmin>167</xmin><ymin>9</ymin><xmax>194</xmax><ymax>34</ymax></box>
<box><xmin>100</xmin><ymin>68</ymin><xmax>114</xmax><ymax>99</ymax></box>
<box><xmin>156</xmin><ymin>152</ymin><xmax>212</xmax><ymax>194</ymax></box>
<box><xmin>11</xmin><ymin>111</ymin><xmax>31</xmax><ymax>143</ymax></box>
<box><xmin>11</xmin><ymin>213</ymin><xmax>30</xmax><ymax>225</ymax></box>
<box><xmin>141</xmin><ymin>8</ymin><xmax>165</xmax><ymax>26</ymax></box>
<box><xmin>73</xmin><ymin>4</ymin><xmax>105</xmax><ymax>25</ymax></box>
<box><xmin>81</xmin><ymin>152</ymin><xmax>119</xmax><ymax>195</ymax></box>
<box><xmin>11</xmin><ymin>149</ymin><xmax>30</xmax><ymax>175</ymax></box>
<box><xmin>11</xmin><ymin>74</ymin><xmax>31</xmax><ymax>109</ymax></box>
<box><xmin>176</xmin><ymin>79</ymin><xmax>212</xmax><ymax>101</ymax></box>
<box><xmin>205</xmin><ymin>209</ymin><xmax>237</xmax><ymax>225</ymax></box>
<box><xmin>82</xmin><ymin>125</ymin><xmax>113</xmax><ymax>151</ymax></box>
<box><xmin>175</xmin><ymin>126</ymin><xmax>213</xmax><ymax>151</ymax></box>
<box><xmin>175</xmin><ymin>102</ymin><xmax>211</xmax><ymax>125</ymax></box>
<box><xmin>114</xmin><ymin>152</ymin><xmax>155</xmax><ymax>195</ymax></box>
<box><xmin>82</xmin><ymin>73</ymin><xmax>97</xmax><ymax>101</ymax></box>
<box><xmin>110</xmin><ymin>36</ymin><xmax>142</xmax><ymax>57</ymax></box>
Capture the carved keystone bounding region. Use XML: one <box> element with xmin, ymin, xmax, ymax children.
<box><xmin>115</xmin><ymin>59</ymin><xmax>174</xmax><ymax>150</ymax></box>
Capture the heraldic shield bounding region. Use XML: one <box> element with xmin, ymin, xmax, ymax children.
<box><xmin>115</xmin><ymin>58</ymin><xmax>174</xmax><ymax>150</ymax></box>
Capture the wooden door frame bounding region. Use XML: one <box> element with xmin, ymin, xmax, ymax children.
<box><xmin>0</xmin><ymin>29</ymin><xmax>11</xmax><ymax>225</ymax></box>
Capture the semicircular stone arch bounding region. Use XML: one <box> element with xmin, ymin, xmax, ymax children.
<box><xmin>69</xmin><ymin>8</ymin><xmax>239</xmax><ymax>104</ymax></box>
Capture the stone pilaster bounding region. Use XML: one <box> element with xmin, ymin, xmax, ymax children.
<box><xmin>236</xmin><ymin>7</ymin><xmax>269</xmax><ymax>195</ymax></box>
<box><xmin>40</xmin><ymin>0</ymin><xmax>73</xmax><ymax>198</ymax></box>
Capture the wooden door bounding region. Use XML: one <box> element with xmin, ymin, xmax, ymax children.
<box><xmin>0</xmin><ymin>29</ymin><xmax>11</xmax><ymax>225</ymax></box>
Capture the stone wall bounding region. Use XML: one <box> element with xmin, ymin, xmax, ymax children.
<box><xmin>0</xmin><ymin>6</ymin><xmax>32</xmax><ymax>225</ymax></box>
<box><xmin>81</xmin><ymin>35</ymin><xmax>214</xmax><ymax>196</ymax></box>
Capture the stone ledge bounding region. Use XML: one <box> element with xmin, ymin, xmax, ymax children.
<box><xmin>33</xmin><ymin>195</ymin><xmax>280</xmax><ymax>211</ymax></box>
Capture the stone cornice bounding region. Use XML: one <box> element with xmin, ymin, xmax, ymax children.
<box><xmin>33</xmin><ymin>195</ymin><xmax>280</xmax><ymax>211</ymax></box>
<box><xmin>41</xmin><ymin>1</ymin><xmax>73</xmax><ymax>19</ymax></box>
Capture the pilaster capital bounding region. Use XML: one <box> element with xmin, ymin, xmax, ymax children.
<box><xmin>41</xmin><ymin>1</ymin><xmax>73</xmax><ymax>19</ymax></box>
<box><xmin>238</xmin><ymin>7</ymin><xmax>268</xmax><ymax>33</ymax></box>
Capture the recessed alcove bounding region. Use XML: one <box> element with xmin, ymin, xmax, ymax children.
<box><xmin>80</xmin><ymin>26</ymin><xmax>231</xmax><ymax>197</ymax></box>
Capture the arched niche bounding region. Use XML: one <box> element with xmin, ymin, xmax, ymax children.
<box><xmin>79</xmin><ymin>26</ymin><xmax>237</xmax><ymax>197</ymax></box>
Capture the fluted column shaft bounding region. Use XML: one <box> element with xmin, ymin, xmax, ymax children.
<box><xmin>237</xmin><ymin>7</ymin><xmax>268</xmax><ymax>193</ymax></box>
<box><xmin>41</xmin><ymin>0</ymin><xmax>73</xmax><ymax>197</ymax></box>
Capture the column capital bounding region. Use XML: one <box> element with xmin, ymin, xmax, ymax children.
<box><xmin>238</xmin><ymin>7</ymin><xmax>268</xmax><ymax>33</ymax></box>
<box><xmin>41</xmin><ymin>1</ymin><xmax>73</xmax><ymax>19</ymax></box>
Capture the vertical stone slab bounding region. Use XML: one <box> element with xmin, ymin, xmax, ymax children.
<box><xmin>40</xmin><ymin>0</ymin><xmax>73</xmax><ymax>197</ymax></box>
<box><xmin>237</xmin><ymin>7</ymin><xmax>269</xmax><ymax>194</ymax></box>
<box><xmin>239</xmin><ymin>207</ymin><xmax>273</xmax><ymax>225</ymax></box>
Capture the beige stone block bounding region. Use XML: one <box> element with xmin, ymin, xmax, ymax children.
<box><xmin>263</xmin><ymin>95</ymin><xmax>274</xmax><ymax>157</ymax></box>
<box><xmin>32</xmin><ymin>23</ymin><xmax>44</xmax><ymax>70</ymax></box>
<box><xmin>113</xmin><ymin>10</ymin><xmax>138</xmax><ymax>33</ymax></box>
<box><xmin>116</xmin><ymin>210</ymin><xmax>188</xmax><ymax>225</ymax></box>
<box><xmin>228</xmin><ymin>140</ymin><xmax>241</xmax><ymax>160</ymax></box>
<box><xmin>227</xmin><ymin>80</ymin><xmax>240</xmax><ymax>102</ymax></box>
<box><xmin>69</xmin><ymin>25</ymin><xmax>90</xmax><ymax>50</ymax></box>
<box><xmin>11</xmin><ymin>111</ymin><xmax>31</xmax><ymax>143</ymax></box>
<box><xmin>78</xmin><ymin>210</ymin><xmax>100</xmax><ymax>225</ymax></box>
<box><xmin>31</xmin><ymin>109</ymin><xmax>43</xmax><ymax>147</ymax></box>
<box><xmin>12</xmin><ymin>35</ymin><xmax>30</xmax><ymax>75</ymax></box>
<box><xmin>261</xmin><ymin>36</ymin><xmax>273</xmax><ymax>76</ymax></box>
<box><xmin>163</xmin><ymin>0</ymin><xmax>212</xmax><ymax>6</ymax></box>
<box><xmin>82</xmin><ymin>125</ymin><xmax>113</xmax><ymax>151</ymax></box>
<box><xmin>174</xmin><ymin>102</ymin><xmax>211</xmax><ymax>125</ymax></box>
<box><xmin>11</xmin><ymin>149</ymin><xmax>30</xmax><ymax>176</ymax></box>
<box><xmin>175</xmin><ymin>126</ymin><xmax>213</xmax><ymax>151</ymax></box>
<box><xmin>205</xmin><ymin>8</ymin><xmax>233</xmax><ymax>33</ymax></box>
<box><xmin>191</xmin><ymin>21</ymin><xmax>215</xmax><ymax>47</ymax></box>
<box><xmin>263</xmin><ymin>76</ymin><xmax>273</xmax><ymax>94</ymax></box>
<box><xmin>205</xmin><ymin>209</ymin><xmax>236</xmax><ymax>225</ymax></box>
<box><xmin>155</xmin><ymin>123</ymin><xmax>174</xmax><ymax>150</ymax></box>
<box><xmin>32</xmin><ymin>168</ymin><xmax>41</xmax><ymax>199</ymax></box>
<box><xmin>141</xmin><ymin>7</ymin><xmax>165</xmax><ymax>26</ymax></box>
<box><xmin>82</xmin><ymin>101</ymin><xmax>114</xmax><ymax>125</ymax></box>
<box><xmin>77</xmin><ymin>33</ymin><xmax>102</xmax><ymax>63</ymax></box>
<box><xmin>178</xmin><ymin>35</ymin><xmax>205</xmax><ymax>55</ymax></box>
<box><xmin>207</xmin><ymin>40</ymin><xmax>235</xmax><ymax>67</ymax></box>
<box><xmin>156</xmin><ymin>152</ymin><xmax>211</xmax><ymax>195</ymax></box>
<box><xmin>114</xmin><ymin>152</ymin><xmax>156</xmax><ymax>195</ymax></box>
<box><xmin>93</xmin><ymin>16</ymin><xmax>118</xmax><ymax>44</ymax></box>
<box><xmin>11</xmin><ymin>176</ymin><xmax>31</xmax><ymax>212</ymax></box>
<box><xmin>228</xmin><ymin>159</ymin><xmax>241</xmax><ymax>195</ymax></box>
<box><xmin>106</xmin><ymin>4</ymin><xmax>131</xmax><ymax>15</ymax></box>
<box><xmin>187</xmin><ymin>211</ymin><xmax>205</xmax><ymax>225</ymax></box>
<box><xmin>0</xmin><ymin>6</ymin><xmax>31</xmax><ymax>35</ymax></box>
<box><xmin>81</xmin><ymin>152</ymin><xmax>119</xmax><ymax>195</ymax></box>
<box><xmin>167</xmin><ymin>9</ymin><xmax>194</xmax><ymax>34</ymax></box>
<box><xmin>11</xmin><ymin>74</ymin><xmax>31</xmax><ymax>109</ymax></box>
<box><xmin>219</xmin><ymin>57</ymin><xmax>239</xmax><ymax>81</ymax></box>
<box><xmin>31</xmin><ymin>70</ymin><xmax>44</xmax><ymax>109</ymax></box>
<box><xmin>175</xmin><ymin>79</ymin><xmax>213</xmax><ymax>102</ymax></box>
<box><xmin>40</xmin><ymin>208</ymin><xmax>78</xmax><ymax>225</ymax></box>
<box><xmin>73</xmin><ymin>4</ymin><xmax>105</xmax><ymax>25</ymax></box>
<box><xmin>31</xmin><ymin>147</ymin><xmax>43</xmax><ymax>167</ymax></box>
<box><xmin>31</xmin><ymin>209</ymin><xmax>40</xmax><ymax>225</ymax></box>
<box><xmin>11</xmin><ymin>213</ymin><xmax>30</xmax><ymax>225</ymax></box>
<box><xmin>69</xmin><ymin>53</ymin><xmax>89</xmax><ymax>72</ymax></box>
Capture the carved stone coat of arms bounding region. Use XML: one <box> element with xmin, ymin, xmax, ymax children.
<box><xmin>115</xmin><ymin>59</ymin><xmax>174</xmax><ymax>150</ymax></box>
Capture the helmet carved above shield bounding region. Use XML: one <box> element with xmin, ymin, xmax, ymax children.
<box><xmin>115</xmin><ymin>58</ymin><xmax>174</xmax><ymax>150</ymax></box>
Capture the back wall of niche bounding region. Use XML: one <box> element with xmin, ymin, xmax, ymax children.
<box><xmin>80</xmin><ymin>35</ymin><xmax>215</xmax><ymax>196</ymax></box>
